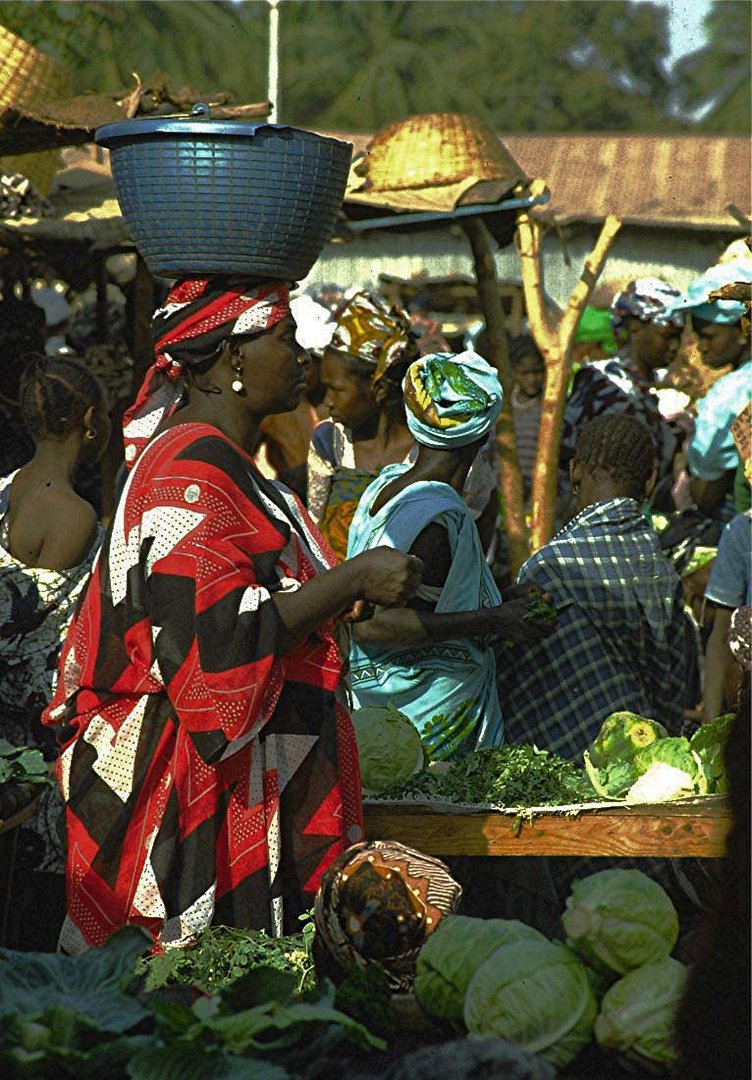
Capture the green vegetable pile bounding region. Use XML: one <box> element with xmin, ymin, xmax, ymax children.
<box><xmin>0</xmin><ymin>926</ymin><xmax>386</xmax><ymax>1079</ymax></box>
<box><xmin>377</xmin><ymin>745</ymin><xmax>594</xmax><ymax>807</ymax></box>
<box><xmin>414</xmin><ymin>868</ymin><xmax>687</xmax><ymax>1074</ymax></box>
<box><xmin>0</xmin><ymin>739</ymin><xmax>51</xmax><ymax>787</ymax></box>
<box><xmin>583</xmin><ymin>712</ymin><xmax>732</xmax><ymax>802</ymax></box>
<box><xmin>136</xmin><ymin>915</ymin><xmax>316</xmax><ymax>995</ymax></box>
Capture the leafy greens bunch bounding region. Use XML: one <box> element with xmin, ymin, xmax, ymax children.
<box><xmin>0</xmin><ymin>739</ymin><xmax>50</xmax><ymax>787</ymax></box>
<box><xmin>377</xmin><ymin>745</ymin><xmax>593</xmax><ymax>807</ymax></box>
<box><xmin>136</xmin><ymin>914</ymin><xmax>316</xmax><ymax>996</ymax></box>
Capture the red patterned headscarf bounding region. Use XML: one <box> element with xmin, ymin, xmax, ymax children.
<box><xmin>123</xmin><ymin>277</ymin><xmax>291</xmax><ymax>468</ymax></box>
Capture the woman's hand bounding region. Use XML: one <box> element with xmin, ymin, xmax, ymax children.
<box><xmin>350</xmin><ymin>547</ymin><xmax>424</xmax><ymax>608</ymax></box>
<box><xmin>486</xmin><ymin>596</ymin><xmax>557</xmax><ymax>645</ymax></box>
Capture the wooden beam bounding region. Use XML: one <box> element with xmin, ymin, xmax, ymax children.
<box><xmin>364</xmin><ymin>797</ymin><xmax>732</xmax><ymax>858</ymax></box>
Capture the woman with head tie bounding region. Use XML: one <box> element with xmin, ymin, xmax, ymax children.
<box><xmin>43</xmin><ymin>276</ymin><xmax>421</xmax><ymax>954</ymax></box>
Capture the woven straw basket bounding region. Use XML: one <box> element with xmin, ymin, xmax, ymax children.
<box><xmin>0</xmin><ymin>25</ymin><xmax>74</xmax><ymax>113</ymax></box>
<box><xmin>354</xmin><ymin>112</ymin><xmax>525</xmax><ymax>193</ymax></box>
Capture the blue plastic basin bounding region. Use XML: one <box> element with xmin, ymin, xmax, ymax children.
<box><xmin>95</xmin><ymin>110</ymin><xmax>352</xmax><ymax>280</ymax></box>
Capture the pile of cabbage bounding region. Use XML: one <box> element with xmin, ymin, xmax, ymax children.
<box><xmin>413</xmin><ymin>868</ymin><xmax>688</xmax><ymax>1074</ymax></box>
<box><xmin>583</xmin><ymin>711</ymin><xmax>733</xmax><ymax>803</ymax></box>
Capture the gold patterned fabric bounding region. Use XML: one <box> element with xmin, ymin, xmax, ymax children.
<box><xmin>329</xmin><ymin>291</ymin><xmax>417</xmax><ymax>386</ymax></box>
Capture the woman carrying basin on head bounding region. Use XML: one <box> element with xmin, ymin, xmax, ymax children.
<box><xmin>43</xmin><ymin>276</ymin><xmax>421</xmax><ymax>954</ymax></box>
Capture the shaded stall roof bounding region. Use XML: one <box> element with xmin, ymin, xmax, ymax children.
<box><xmin>328</xmin><ymin>131</ymin><xmax>751</xmax><ymax>232</ymax></box>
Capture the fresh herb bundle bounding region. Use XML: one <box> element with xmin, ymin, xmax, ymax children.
<box><xmin>136</xmin><ymin>913</ymin><xmax>316</xmax><ymax>995</ymax></box>
<box><xmin>377</xmin><ymin>745</ymin><xmax>595</xmax><ymax>807</ymax></box>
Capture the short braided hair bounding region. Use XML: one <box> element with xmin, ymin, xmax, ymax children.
<box><xmin>575</xmin><ymin>414</ymin><xmax>657</xmax><ymax>499</ymax></box>
<box><xmin>19</xmin><ymin>353</ymin><xmax>106</xmax><ymax>440</ymax></box>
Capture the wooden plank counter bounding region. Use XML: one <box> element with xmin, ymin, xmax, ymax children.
<box><xmin>364</xmin><ymin>795</ymin><xmax>733</xmax><ymax>858</ymax></box>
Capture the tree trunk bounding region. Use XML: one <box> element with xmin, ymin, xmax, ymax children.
<box><xmin>462</xmin><ymin>216</ymin><xmax>529</xmax><ymax>578</ymax></box>
<box><xmin>516</xmin><ymin>207</ymin><xmax>622</xmax><ymax>551</ymax></box>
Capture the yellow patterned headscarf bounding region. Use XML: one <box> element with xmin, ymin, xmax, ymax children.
<box><xmin>329</xmin><ymin>291</ymin><xmax>418</xmax><ymax>385</ymax></box>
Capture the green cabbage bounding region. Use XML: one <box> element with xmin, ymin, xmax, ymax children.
<box><xmin>690</xmin><ymin>713</ymin><xmax>734</xmax><ymax>794</ymax></box>
<box><xmin>463</xmin><ymin>939</ymin><xmax>597</xmax><ymax>1068</ymax></box>
<box><xmin>587</xmin><ymin>713</ymin><xmax>669</xmax><ymax>770</ymax></box>
<box><xmin>594</xmin><ymin>957</ymin><xmax>687</xmax><ymax>1074</ymax></box>
<box><xmin>585</xmin><ymin>734</ymin><xmax>711</xmax><ymax>802</ymax></box>
<box><xmin>350</xmin><ymin>704</ymin><xmax>425</xmax><ymax>795</ymax></box>
<box><xmin>414</xmin><ymin>915</ymin><xmax>546</xmax><ymax>1025</ymax></box>
<box><xmin>562</xmin><ymin>869</ymin><xmax>679</xmax><ymax>975</ymax></box>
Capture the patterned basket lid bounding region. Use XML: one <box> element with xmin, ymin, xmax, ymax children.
<box><xmin>313</xmin><ymin>839</ymin><xmax>462</xmax><ymax>991</ymax></box>
<box><xmin>353</xmin><ymin>112</ymin><xmax>527</xmax><ymax>193</ymax></box>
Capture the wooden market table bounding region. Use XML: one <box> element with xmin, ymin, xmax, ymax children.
<box><xmin>364</xmin><ymin>795</ymin><xmax>732</xmax><ymax>858</ymax></box>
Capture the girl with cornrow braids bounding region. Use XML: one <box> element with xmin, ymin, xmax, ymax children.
<box><xmin>0</xmin><ymin>352</ymin><xmax>109</xmax><ymax>950</ymax></box>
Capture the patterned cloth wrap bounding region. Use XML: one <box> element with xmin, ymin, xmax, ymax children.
<box><xmin>313</xmin><ymin>840</ymin><xmax>461</xmax><ymax>991</ymax></box>
<box><xmin>611</xmin><ymin>276</ymin><xmax>685</xmax><ymax>330</ymax></box>
<box><xmin>328</xmin><ymin>290</ymin><xmax>417</xmax><ymax>386</ymax></box>
<box><xmin>665</xmin><ymin>257</ymin><xmax>752</xmax><ymax>325</ymax></box>
<box><xmin>402</xmin><ymin>350</ymin><xmax>503</xmax><ymax>449</ymax></box>
<box><xmin>0</xmin><ymin>472</ymin><xmax>102</xmax><ymax>873</ymax></box>
<box><xmin>347</xmin><ymin>350</ymin><xmax>504</xmax><ymax>760</ymax></box>
<box><xmin>122</xmin><ymin>276</ymin><xmax>291</xmax><ymax>468</ymax></box>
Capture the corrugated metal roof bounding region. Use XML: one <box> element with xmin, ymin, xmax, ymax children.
<box><xmin>328</xmin><ymin>131</ymin><xmax>751</xmax><ymax>231</ymax></box>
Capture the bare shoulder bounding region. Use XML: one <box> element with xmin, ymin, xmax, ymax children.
<box><xmin>24</xmin><ymin>487</ymin><xmax>98</xmax><ymax>571</ymax></box>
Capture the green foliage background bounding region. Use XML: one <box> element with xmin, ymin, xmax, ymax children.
<box><xmin>0</xmin><ymin>0</ymin><xmax>748</xmax><ymax>133</ymax></box>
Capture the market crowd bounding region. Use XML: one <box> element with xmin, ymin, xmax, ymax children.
<box><xmin>0</xmin><ymin>216</ymin><xmax>750</xmax><ymax>965</ymax></box>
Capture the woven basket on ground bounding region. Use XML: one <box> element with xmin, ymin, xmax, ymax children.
<box><xmin>353</xmin><ymin>112</ymin><xmax>526</xmax><ymax>193</ymax></box>
<box><xmin>0</xmin><ymin>25</ymin><xmax>74</xmax><ymax>113</ymax></box>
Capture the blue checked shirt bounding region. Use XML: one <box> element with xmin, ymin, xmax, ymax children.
<box><xmin>498</xmin><ymin>498</ymin><xmax>689</xmax><ymax>759</ymax></box>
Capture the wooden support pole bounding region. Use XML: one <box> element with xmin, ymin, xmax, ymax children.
<box><xmin>517</xmin><ymin>199</ymin><xmax>622</xmax><ymax>552</ymax></box>
<box><xmin>462</xmin><ymin>216</ymin><xmax>528</xmax><ymax>577</ymax></box>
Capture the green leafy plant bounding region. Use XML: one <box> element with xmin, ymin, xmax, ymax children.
<box><xmin>0</xmin><ymin>927</ymin><xmax>156</xmax><ymax>1076</ymax></box>
<box><xmin>0</xmin><ymin>739</ymin><xmax>52</xmax><ymax>787</ymax></box>
<box><xmin>689</xmin><ymin>713</ymin><xmax>734</xmax><ymax>794</ymax></box>
<box><xmin>378</xmin><ymin>745</ymin><xmax>593</xmax><ymax>807</ymax></box>
<box><xmin>135</xmin><ymin>913</ymin><xmax>316</xmax><ymax>996</ymax></box>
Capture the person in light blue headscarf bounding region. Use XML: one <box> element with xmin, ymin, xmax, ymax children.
<box><xmin>666</xmin><ymin>257</ymin><xmax>751</xmax><ymax>515</ymax></box>
<box><xmin>346</xmin><ymin>350</ymin><xmax>556</xmax><ymax>761</ymax></box>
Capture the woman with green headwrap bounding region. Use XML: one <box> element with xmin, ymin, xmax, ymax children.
<box><xmin>346</xmin><ymin>350</ymin><xmax>556</xmax><ymax>760</ymax></box>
